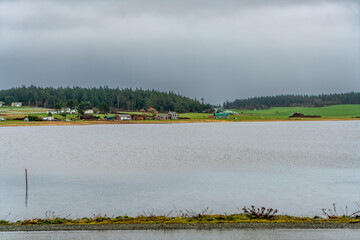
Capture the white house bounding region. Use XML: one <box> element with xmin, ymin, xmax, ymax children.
<box><xmin>0</xmin><ymin>101</ymin><xmax>4</xmax><ymax>107</ymax></box>
<box><xmin>168</xmin><ymin>112</ymin><xmax>178</xmax><ymax>120</ymax></box>
<box><xmin>42</xmin><ymin>117</ymin><xmax>55</xmax><ymax>121</ymax></box>
<box><xmin>11</xmin><ymin>102</ymin><xmax>22</xmax><ymax>107</ymax></box>
<box><xmin>47</xmin><ymin>110</ymin><xmax>58</xmax><ymax>115</ymax></box>
<box><xmin>60</xmin><ymin>107</ymin><xmax>71</xmax><ymax>114</ymax></box>
<box><xmin>70</xmin><ymin>109</ymin><xmax>78</xmax><ymax>114</ymax></box>
<box><xmin>84</xmin><ymin>109</ymin><xmax>94</xmax><ymax>114</ymax></box>
<box><xmin>117</xmin><ymin>114</ymin><xmax>132</xmax><ymax>120</ymax></box>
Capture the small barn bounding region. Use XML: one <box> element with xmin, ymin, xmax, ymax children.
<box><xmin>84</xmin><ymin>109</ymin><xmax>94</xmax><ymax>114</ymax></box>
<box><xmin>11</xmin><ymin>102</ymin><xmax>22</xmax><ymax>107</ymax></box>
<box><xmin>42</xmin><ymin>117</ymin><xmax>55</xmax><ymax>121</ymax></box>
<box><xmin>0</xmin><ymin>101</ymin><xmax>4</xmax><ymax>107</ymax></box>
<box><xmin>116</xmin><ymin>114</ymin><xmax>132</xmax><ymax>120</ymax></box>
<box><xmin>155</xmin><ymin>114</ymin><xmax>170</xmax><ymax>120</ymax></box>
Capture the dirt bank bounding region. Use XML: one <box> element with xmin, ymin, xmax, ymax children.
<box><xmin>1</xmin><ymin>222</ymin><xmax>360</xmax><ymax>231</ymax></box>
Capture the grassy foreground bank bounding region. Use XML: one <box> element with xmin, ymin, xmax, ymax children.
<box><xmin>1</xmin><ymin>213</ymin><xmax>360</xmax><ymax>231</ymax></box>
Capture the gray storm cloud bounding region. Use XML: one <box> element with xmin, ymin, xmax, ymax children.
<box><xmin>0</xmin><ymin>0</ymin><xmax>359</xmax><ymax>104</ymax></box>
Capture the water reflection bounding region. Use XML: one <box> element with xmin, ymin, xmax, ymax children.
<box><xmin>25</xmin><ymin>169</ymin><xmax>28</xmax><ymax>208</ymax></box>
<box><xmin>25</xmin><ymin>191</ymin><xmax>28</xmax><ymax>208</ymax></box>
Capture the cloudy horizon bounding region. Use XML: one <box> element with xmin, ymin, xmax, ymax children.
<box><xmin>0</xmin><ymin>0</ymin><xmax>359</xmax><ymax>104</ymax></box>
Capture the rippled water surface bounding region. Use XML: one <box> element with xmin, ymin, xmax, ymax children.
<box><xmin>1</xmin><ymin>121</ymin><xmax>360</xmax><ymax>220</ymax></box>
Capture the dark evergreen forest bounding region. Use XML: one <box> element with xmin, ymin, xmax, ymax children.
<box><xmin>223</xmin><ymin>92</ymin><xmax>360</xmax><ymax>109</ymax></box>
<box><xmin>2</xmin><ymin>86</ymin><xmax>359</xmax><ymax>111</ymax></box>
<box><xmin>0</xmin><ymin>86</ymin><xmax>211</xmax><ymax>113</ymax></box>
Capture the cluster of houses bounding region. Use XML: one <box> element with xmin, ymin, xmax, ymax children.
<box><xmin>0</xmin><ymin>101</ymin><xmax>241</xmax><ymax>122</ymax></box>
<box><xmin>115</xmin><ymin>112</ymin><xmax>178</xmax><ymax>121</ymax></box>
<box><xmin>0</xmin><ymin>101</ymin><xmax>238</xmax><ymax>121</ymax></box>
<box><xmin>40</xmin><ymin>109</ymin><xmax>178</xmax><ymax>121</ymax></box>
<box><xmin>47</xmin><ymin>108</ymin><xmax>96</xmax><ymax>115</ymax></box>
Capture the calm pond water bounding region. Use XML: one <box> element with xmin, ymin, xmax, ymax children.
<box><xmin>1</xmin><ymin>121</ymin><xmax>360</xmax><ymax>220</ymax></box>
<box><xmin>1</xmin><ymin>229</ymin><xmax>360</xmax><ymax>240</ymax></box>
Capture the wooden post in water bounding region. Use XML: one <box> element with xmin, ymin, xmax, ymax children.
<box><xmin>25</xmin><ymin>168</ymin><xmax>28</xmax><ymax>207</ymax></box>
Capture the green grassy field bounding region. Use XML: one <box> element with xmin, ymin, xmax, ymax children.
<box><xmin>0</xmin><ymin>106</ymin><xmax>48</xmax><ymax>114</ymax></box>
<box><xmin>178</xmin><ymin>105</ymin><xmax>360</xmax><ymax>121</ymax></box>
<box><xmin>178</xmin><ymin>113</ymin><xmax>212</xmax><ymax>119</ymax></box>
<box><xmin>227</xmin><ymin>105</ymin><xmax>360</xmax><ymax>120</ymax></box>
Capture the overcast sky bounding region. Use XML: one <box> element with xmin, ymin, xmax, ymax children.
<box><xmin>0</xmin><ymin>0</ymin><xmax>359</xmax><ymax>104</ymax></box>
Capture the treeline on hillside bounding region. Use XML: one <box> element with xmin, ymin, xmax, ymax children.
<box><xmin>223</xmin><ymin>92</ymin><xmax>360</xmax><ymax>109</ymax></box>
<box><xmin>0</xmin><ymin>86</ymin><xmax>211</xmax><ymax>113</ymax></box>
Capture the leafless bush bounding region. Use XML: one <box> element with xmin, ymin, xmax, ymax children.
<box><xmin>351</xmin><ymin>203</ymin><xmax>360</xmax><ymax>217</ymax></box>
<box><xmin>173</xmin><ymin>207</ymin><xmax>212</xmax><ymax>218</ymax></box>
<box><xmin>2</xmin><ymin>213</ymin><xmax>10</xmax><ymax>221</ymax></box>
<box><xmin>88</xmin><ymin>213</ymin><xmax>109</xmax><ymax>222</ymax></box>
<box><xmin>322</xmin><ymin>203</ymin><xmax>360</xmax><ymax>218</ymax></box>
<box><xmin>44</xmin><ymin>211</ymin><xmax>70</xmax><ymax>220</ymax></box>
<box><xmin>142</xmin><ymin>209</ymin><xmax>174</xmax><ymax>217</ymax></box>
<box><xmin>322</xmin><ymin>203</ymin><xmax>344</xmax><ymax>218</ymax></box>
<box><xmin>240</xmin><ymin>206</ymin><xmax>278</xmax><ymax>219</ymax></box>
<box><xmin>45</xmin><ymin>211</ymin><xmax>57</xmax><ymax>220</ymax></box>
<box><xmin>142</xmin><ymin>210</ymin><xmax>156</xmax><ymax>217</ymax></box>
<box><xmin>185</xmin><ymin>207</ymin><xmax>212</xmax><ymax>218</ymax></box>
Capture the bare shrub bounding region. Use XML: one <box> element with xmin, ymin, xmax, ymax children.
<box><xmin>240</xmin><ymin>206</ymin><xmax>278</xmax><ymax>219</ymax></box>
<box><xmin>322</xmin><ymin>203</ymin><xmax>360</xmax><ymax>218</ymax></box>
<box><xmin>45</xmin><ymin>210</ymin><xmax>57</xmax><ymax>220</ymax></box>
<box><xmin>141</xmin><ymin>209</ymin><xmax>174</xmax><ymax>218</ymax></box>
<box><xmin>172</xmin><ymin>207</ymin><xmax>212</xmax><ymax>218</ymax></box>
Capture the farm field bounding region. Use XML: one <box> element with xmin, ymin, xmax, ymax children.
<box><xmin>0</xmin><ymin>106</ymin><xmax>48</xmax><ymax>114</ymax></box>
<box><xmin>178</xmin><ymin>105</ymin><xmax>360</xmax><ymax>121</ymax></box>
<box><xmin>227</xmin><ymin>104</ymin><xmax>360</xmax><ymax>120</ymax></box>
